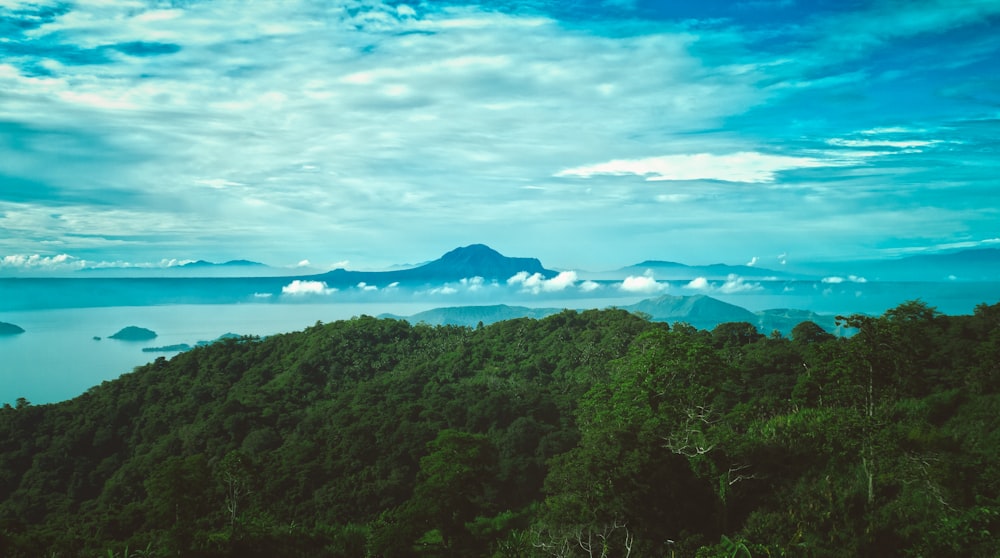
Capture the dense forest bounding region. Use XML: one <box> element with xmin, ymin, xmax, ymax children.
<box><xmin>1</xmin><ymin>301</ymin><xmax>998</xmax><ymax>557</ymax></box>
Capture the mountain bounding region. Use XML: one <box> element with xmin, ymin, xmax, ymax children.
<box><xmin>180</xmin><ymin>259</ymin><xmax>266</xmax><ymax>269</ymax></box>
<box><xmin>784</xmin><ymin>248</ymin><xmax>1000</xmax><ymax>282</ymax></box>
<box><xmin>623</xmin><ymin>294</ymin><xmax>759</xmax><ymax>329</ymax></box>
<box><xmin>588</xmin><ymin>260</ymin><xmax>798</xmax><ymax>280</ymax></box>
<box><xmin>381</xmin><ymin>304</ymin><xmax>562</xmax><ymax>326</ymax></box>
<box><xmin>872</xmin><ymin>248</ymin><xmax>1000</xmax><ymax>281</ymax></box>
<box><xmin>755</xmin><ymin>308</ymin><xmax>841</xmax><ymax>336</ymax></box>
<box><xmin>386</xmin><ymin>294</ymin><xmax>840</xmax><ymax>336</ymax></box>
<box><xmin>78</xmin><ymin>259</ymin><xmax>285</xmax><ymax>277</ymax></box>
<box><xmin>310</xmin><ymin>244</ymin><xmax>557</xmax><ymax>287</ymax></box>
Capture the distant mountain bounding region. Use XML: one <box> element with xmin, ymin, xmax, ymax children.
<box><xmin>623</xmin><ymin>294</ymin><xmax>758</xmax><ymax>329</ymax></box>
<box><xmin>785</xmin><ymin>248</ymin><xmax>1000</xmax><ymax>282</ymax></box>
<box><xmin>872</xmin><ymin>248</ymin><xmax>1000</xmax><ymax>281</ymax></box>
<box><xmin>0</xmin><ymin>322</ymin><xmax>25</xmax><ymax>335</ymax></box>
<box><xmin>755</xmin><ymin>308</ymin><xmax>841</xmax><ymax>336</ymax></box>
<box><xmin>311</xmin><ymin>244</ymin><xmax>557</xmax><ymax>287</ymax></box>
<box><xmin>179</xmin><ymin>259</ymin><xmax>267</xmax><ymax>269</ymax></box>
<box><xmin>78</xmin><ymin>259</ymin><xmax>285</xmax><ymax>277</ymax></box>
<box><xmin>588</xmin><ymin>260</ymin><xmax>798</xmax><ymax>280</ymax></box>
<box><xmin>381</xmin><ymin>304</ymin><xmax>562</xmax><ymax>326</ymax></box>
<box><xmin>387</xmin><ymin>294</ymin><xmax>839</xmax><ymax>337</ymax></box>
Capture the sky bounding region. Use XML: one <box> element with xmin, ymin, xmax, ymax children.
<box><xmin>1</xmin><ymin>0</ymin><xmax>998</xmax><ymax>275</ymax></box>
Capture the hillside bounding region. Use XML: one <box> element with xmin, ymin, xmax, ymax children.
<box><xmin>1</xmin><ymin>302</ymin><xmax>999</xmax><ymax>557</ymax></box>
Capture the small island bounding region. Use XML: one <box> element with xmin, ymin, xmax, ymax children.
<box><xmin>0</xmin><ymin>322</ymin><xmax>25</xmax><ymax>335</ymax></box>
<box><xmin>108</xmin><ymin>326</ymin><xmax>157</xmax><ymax>341</ymax></box>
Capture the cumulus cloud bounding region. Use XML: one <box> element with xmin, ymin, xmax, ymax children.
<box><xmin>507</xmin><ymin>270</ymin><xmax>579</xmax><ymax>294</ymax></box>
<box><xmin>579</xmin><ymin>280</ymin><xmax>601</xmax><ymax>292</ymax></box>
<box><xmin>719</xmin><ymin>274</ymin><xmax>761</xmax><ymax>294</ymax></box>
<box><xmin>356</xmin><ymin>282</ymin><xmax>378</xmax><ymax>291</ymax></box>
<box><xmin>620</xmin><ymin>271</ymin><xmax>666</xmax><ymax>294</ymax></box>
<box><xmin>746</xmin><ymin>256</ymin><xmax>758</xmax><ymax>267</ymax></box>
<box><xmin>556</xmin><ymin>152</ymin><xmax>830</xmax><ymax>183</ymax></box>
<box><xmin>686</xmin><ymin>277</ymin><xmax>710</xmax><ymax>290</ymax></box>
<box><xmin>460</xmin><ymin>276</ymin><xmax>487</xmax><ymax>291</ymax></box>
<box><xmin>1</xmin><ymin>253</ymin><xmax>77</xmax><ymax>269</ymax></box>
<box><xmin>281</xmin><ymin>280</ymin><xmax>336</xmax><ymax>296</ymax></box>
<box><xmin>685</xmin><ymin>274</ymin><xmax>761</xmax><ymax>293</ymax></box>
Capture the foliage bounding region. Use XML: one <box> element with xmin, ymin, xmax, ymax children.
<box><xmin>0</xmin><ymin>302</ymin><xmax>998</xmax><ymax>556</ymax></box>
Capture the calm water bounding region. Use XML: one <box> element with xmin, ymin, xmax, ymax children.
<box><xmin>0</xmin><ymin>303</ymin><xmax>440</xmax><ymax>406</ymax></box>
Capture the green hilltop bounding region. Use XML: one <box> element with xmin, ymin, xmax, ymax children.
<box><xmin>1</xmin><ymin>302</ymin><xmax>999</xmax><ymax>557</ymax></box>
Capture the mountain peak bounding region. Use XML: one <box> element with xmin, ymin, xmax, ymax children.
<box><xmin>417</xmin><ymin>244</ymin><xmax>555</xmax><ymax>280</ymax></box>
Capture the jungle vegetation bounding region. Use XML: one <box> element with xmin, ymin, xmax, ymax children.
<box><xmin>1</xmin><ymin>300</ymin><xmax>998</xmax><ymax>557</ymax></box>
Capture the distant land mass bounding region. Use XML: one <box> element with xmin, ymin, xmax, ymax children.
<box><xmin>310</xmin><ymin>244</ymin><xmax>557</xmax><ymax>287</ymax></box>
<box><xmin>142</xmin><ymin>343</ymin><xmax>191</xmax><ymax>353</ymax></box>
<box><xmin>590</xmin><ymin>260</ymin><xmax>798</xmax><ymax>281</ymax></box>
<box><xmin>381</xmin><ymin>304</ymin><xmax>563</xmax><ymax>326</ymax></box>
<box><xmin>108</xmin><ymin>326</ymin><xmax>157</xmax><ymax>341</ymax></box>
<box><xmin>0</xmin><ymin>322</ymin><xmax>25</xmax><ymax>335</ymax></box>
<box><xmin>784</xmin><ymin>247</ymin><xmax>1000</xmax><ymax>282</ymax></box>
<box><xmin>385</xmin><ymin>294</ymin><xmax>841</xmax><ymax>337</ymax></box>
<box><xmin>77</xmin><ymin>259</ymin><xmax>305</xmax><ymax>278</ymax></box>
<box><xmin>142</xmin><ymin>333</ymin><xmax>244</xmax><ymax>353</ymax></box>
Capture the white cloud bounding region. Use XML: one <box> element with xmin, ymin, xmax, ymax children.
<box><xmin>719</xmin><ymin>274</ymin><xmax>761</xmax><ymax>294</ymax></box>
<box><xmin>556</xmin><ymin>152</ymin><xmax>830</xmax><ymax>183</ymax></box>
<box><xmin>685</xmin><ymin>277</ymin><xmax>710</xmax><ymax>290</ymax></box>
<box><xmin>746</xmin><ymin>256</ymin><xmax>758</xmax><ymax>267</ymax></box>
<box><xmin>0</xmin><ymin>253</ymin><xmax>84</xmax><ymax>272</ymax></box>
<box><xmin>428</xmin><ymin>285</ymin><xmax>458</xmax><ymax>295</ymax></box>
<box><xmin>297</xmin><ymin>259</ymin><xmax>311</xmax><ymax>267</ymax></box>
<box><xmin>686</xmin><ymin>274</ymin><xmax>761</xmax><ymax>293</ymax></box>
<box><xmin>281</xmin><ymin>280</ymin><xmax>336</xmax><ymax>296</ymax></box>
<box><xmin>579</xmin><ymin>280</ymin><xmax>601</xmax><ymax>292</ymax></box>
<box><xmin>620</xmin><ymin>271</ymin><xmax>666</xmax><ymax>294</ymax></box>
<box><xmin>827</xmin><ymin>138</ymin><xmax>935</xmax><ymax>149</ymax></box>
<box><xmin>356</xmin><ymin>282</ymin><xmax>378</xmax><ymax>291</ymax></box>
<box><xmin>822</xmin><ymin>275</ymin><xmax>867</xmax><ymax>284</ymax></box>
<box><xmin>507</xmin><ymin>270</ymin><xmax>579</xmax><ymax>294</ymax></box>
<box><xmin>460</xmin><ymin>276</ymin><xmax>487</xmax><ymax>291</ymax></box>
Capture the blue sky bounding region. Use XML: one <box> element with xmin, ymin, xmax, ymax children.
<box><xmin>1</xmin><ymin>0</ymin><xmax>998</xmax><ymax>274</ymax></box>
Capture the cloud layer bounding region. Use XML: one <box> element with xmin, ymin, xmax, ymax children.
<box><xmin>1</xmin><ymin>0</ymin><xmax>997</xmax><ymax>270</ymax></box>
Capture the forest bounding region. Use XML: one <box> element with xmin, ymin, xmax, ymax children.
<box><xmin>1</xmin><ymin>300</ymin><xmax>998</xmax><ymax>557</ymax></box>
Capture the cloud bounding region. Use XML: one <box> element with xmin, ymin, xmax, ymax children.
<box><xmin>507</xmin><ymin>270</ymin><xmax>579</xmax><ymax>294</ymax></box>
<box><xmin>685</xmin><ymin>277</ymin><xmax>710</xmax><ymax>290</ymax></box>
<box><xmin>579</xmin><ymin>280</ymin><xmax>601</xmax><ymax>292</ymax></box>
<box><xmin>460</xmin><ymin>276</ymin><xmax>488</xmax><ymax>291</ymax></box>
<box><xmin>746</xmin><ymin>256</ymin><xmax>758</xmax><ymax>266</ymax></box>
<box><xmin>281</xmin><ymin>280</ymin><xmax>336</xmax><ymax>296</ymax></box>
<box><xmin>356</xmin><ymin>282</ymin><xmax>378</xmax><ymax>292</ymax></box>
<box><xmin>827</xmin><ymin>138</ymin><xmax>936</xmax><ymax>149</ymax></box>
<box><xmin>620</xmin><ymin>271</ymin><xmax>666</xmax><ymax>294</ymax></box>
<box><xmin>296</xmin><ymin>259</ymin><xmax>311</xmax><ymax>267</ymax></box>
<box><xmin>685</xmin><ymin>274</ymin><xmax>761</xmax><ymax>293</ymax></box>
<box><xmin>556</xmin><ymin>152</ymin><xmax>831</xmax><ymax>183</ymax></box>
<box><xmin>1</xmin><ymin>253</ymin><xmax>79</xmax><ymax>270</ymax></box>
<box><xmin>719</xmin><ymin>274</ymin><xmax>761</xmax><ymax>293</ymax></box>
<box><xmin>822</xmin><ymin>275</ymin><xmax>867</xmax><ymax>284</ymax></box>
